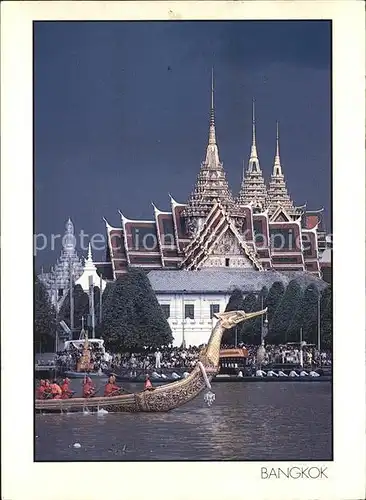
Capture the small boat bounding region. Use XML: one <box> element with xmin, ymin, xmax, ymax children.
<box><xmin>61</xmin><ymin>336</ymin><xmax>109</xmax><ymax>379</ymax></box>
<box><xmin>110</xmin><ymin>372</ymin><xmax>331</xmax><ymax>384</ymax></box>
<box><xmin>64</xmin><ymin>371</ymin><xmax>107</xmax><ymax>379</ymax></box>
<box><xmin>35</xmin><ymin>308</ymin><xmax>267</xmax><ymax>413</ymax></box>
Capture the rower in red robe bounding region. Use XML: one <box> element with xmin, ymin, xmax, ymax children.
<box><xmin>144</xmin><ymin>374</ymin><xmax>153</xmax><ymax>391</ymax></box>
<box><xmin>60</xmin><ymin>377</ymin><xmax>74</xmax><ymax>399</ymax></box>
<box><xmin>104</xmin><ymin>375</ymin><xmax>120</xmax><ymax>397</ymax></box>
<box><xmin>83</xmin><ymin>376</ymin><xmax>96</xmax><ymax>398</ymax></box>
<box><xmin>44</xmin><ymin>380</ymin><xmax>52</xmax><ymax>399</ymax></box>
<box><xmin>37</xmin><ymin>380</ymin><xmax>46</xmax><ymax>399</ymax></box>
<box><xmin>50</xmin><ymin>380</ymin><xmax>63</xmax><ymax>399</ymax></box>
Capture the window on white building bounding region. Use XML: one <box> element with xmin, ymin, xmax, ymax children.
<box><xmin>185</xmin><ymin>304</ymin><xmax>195</xmax><ymax>319</ymax></box>
<box><xmin>210</xmin><ymin>304</ymin><xmax>220</xmax><ymax>319</ymax></box>
<box><xmin>160</xmin><ymin>304</ymin><xmax>170</xmax><ymax>319</ymax></box>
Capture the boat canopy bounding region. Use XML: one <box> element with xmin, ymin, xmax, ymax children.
<box><xmin>64</xmin><ymin>339</ymin><xmax>105</xmax><ymax>351</ymax></box>
<box><xmin>219</xmin><ymin>348</ymin><xmax>248</xmax><ymax>358</ymax></box>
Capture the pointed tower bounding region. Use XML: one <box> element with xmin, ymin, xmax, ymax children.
<box><xmin>237</xmin><ymin>99</ymin><xmax>268</xmax><ymax>210</ymax></box>
<box><xmin>38</xmin><ymin>218</ymin><xmax>84</xmax><ymax>302</ymax></box>
<box><xmin>53</xmin><ymin>218</ymin><xmax>84</xmax><ymax>292</ymax></box>
<box><xmin>185</xmin><ymin>69</ymin><xmax>234</xmax><ymax>222</ymax></box>
<box><xmin>76</xmin><ymin>242</ymin><xmax>107</xmax><ymax>292</ymax></box>
<box><xmin>267</xmin><ymin>122</ymin><xmax>295</xmax><ymax>216</ymax></box>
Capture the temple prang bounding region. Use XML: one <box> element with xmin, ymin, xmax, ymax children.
<box><xmin>38</xmin><ymin>218</ymin><xmax>84</xmax><ymax>308</ymax></box>
<box><xmin>237</xmin><ymin>99</ymin><xmax>268</xmax><ymax>211</ymax></box>
<box><xmin>184</xmin><ymin>69</ymin><xmax>234</xmax><ymax>232</ymax></box>
<box><xmin>267</xmin><ymin>121</ymin><xmax>297</xmax><ymax>219</ymax></box>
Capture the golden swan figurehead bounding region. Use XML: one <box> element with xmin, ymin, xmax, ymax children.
<box><xmin>214</xmin><ymin>308</ymin><xmax>267</xmax><ymax>329</ymax></box>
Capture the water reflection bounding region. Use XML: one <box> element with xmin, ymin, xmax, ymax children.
<box><xmin>35</xmin><ymin>381</ymin><xmax>332</xmax><ymax>461</ymax></box>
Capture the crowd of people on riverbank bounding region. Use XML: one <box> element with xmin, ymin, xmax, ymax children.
<box><xmin>238</xmin><ymin>344</ymin><xmax>332</xmax><ymax>368</ymax></box>
<box><xmin>39</xmin><ymin>342</ymin><xmax>331</xmax><ymax>378</ymax></box>
<box><xmin>108</xmin><ymin>346</ymin><xmax>202</xmax><ymax>374</ymax></box>
<box><xmin>110</xmin><ymin>344</ymin><xmax>332</xmax><ymax>373</ymax></box>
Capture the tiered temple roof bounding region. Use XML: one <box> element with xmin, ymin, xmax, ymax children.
<box><xmin>237</xmin><ymin>100</ymin><xmax>268</xmax><ymax>210</ymax></box>
<box><xmin>267</xmin><ymin>122</ymin><xmax>296</xmax><ymax>218</ymax></box>
<box><xmin>184</xmin><ymin>71</ymin><xmax>234</xmax><ymax>223</ymax></box>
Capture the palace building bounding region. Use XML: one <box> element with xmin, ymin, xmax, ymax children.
<box><xmin>103</xmin><ymin>76</ymin><xmax>328</xmax><ymax>280</ymax></box>
<box><xmin>39</xmin><ymin>75</ymin><xmax>331</xmax><ymax>345</ymax></box>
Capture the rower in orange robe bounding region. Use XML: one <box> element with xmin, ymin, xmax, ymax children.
<box><xmin>104</xmin><ymin>375</ymin><xmax>120</xmax><ymax>397</ymax></box>
<box><xmin>36</xmin><ymin>380</ymin><xmax>46</xmax><ymax>399</ymax></box>
<box><xmin>144</xmin><ymin>374</ymin><xmax>153</xmax><ymax>391</ymax></box>
<box><xmin>44</xmin><ymin>379</ymin><xmax>52</xmax><ymax>399</ymax></box>
<box><xmin>83</xmin><ymin>376</ymin><xmax>96</xmax><ymax>398</ymax></box>
<box><xmin>50</xmin><ymin>380</ymin><xmax>63</xmax><ymax>399</ymax></box>
<box><xmin>61</xmin><ymin>378</ymin><xmax>74</xmax><ymax>399</ymax></box>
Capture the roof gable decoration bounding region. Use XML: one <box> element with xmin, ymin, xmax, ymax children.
<box><xmin>196</xmin><ymin>206</ymin><xmax>227</xmax><ymax>249</ymax></box>
<box><xmin>197</xmin><ymin>222</ymin><xmax>263</xmax><ymax>271</ymax></box>
<box><xmin>183</xmin><ymin>201</ymin><xmax>224</xmax><ymax>255</ymax></box>
<box><xmin>152</xmin><ymin>202</ymin><xmax>172</xmax><ymax>217</ymax></box>
<box><xmin>269</xmin><ymin>204</ymin><xmax>292</xmax><ymax>222</ymax></box>
<box><xmin>169</xmin><ymin>194</ymin><xmax>187</xmax><ymax>210</ymax></box>
<box><xmin>227</xmin><ymin>220</ymin><xmax>263</xmax><ymax>270</ymax></box>
<box><xmin>181</xmin><ymin>200</ymin><xmax>263</xmax><ymax>271</ymax></box>
<box><xmin>169</xmin><ymin>194</ymin><xmax>190</xmax><ymax>248</ymax></box>
<box><xmin>181</xmin><ymin>203</ymin><xmax>228</xmax><ymax>270</ymax></box>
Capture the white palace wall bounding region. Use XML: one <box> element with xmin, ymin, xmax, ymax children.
<box><xmin>156</xmin><ymin>292</ymin><xmax>231</xmax><ymax>347</ymax></box>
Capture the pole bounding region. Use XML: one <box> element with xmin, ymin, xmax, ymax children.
<box><xmin>99</xmin><ymin>273</ymin><xmax>103</xmax><ymax>325</ymax></box>
<box><xmin>261</xmin><ymin>295</ymin><xmax>264</xmax><ymax>345</ymax></box>
<box><xmin>299</xmin><ymin>327</ymin><xmax>303</xmax><ymax>367</ymax></box>
<box><xmin>89</xmin><ymin>275</ymin><xmax>95</xmax><ymax>339</ymax></box>
<box><xmin>54</xmin><ymin>285</ymin><xmax>58</xmax><ymax>353</ymax></box>
<box><xmin>235</xmin><ymin>326</ymin><xmax>238</xmax><ymax>348</ymax></box>
<box><xmin>317</xmin><ymin>295</ymin><xmax>321</xmax><ymax>351</ymax></box>
<box><xmin>181</xmin><ymin>293</ymin><xmax>186</xmax><ymax>349</ymax></box>
<box><xmin>69</xmin><ymin>258</ymin><xmax>74</xmax><ymax>340</ymax></box>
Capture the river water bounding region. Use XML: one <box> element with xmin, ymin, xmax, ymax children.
<box><xmin>35</xmin><ymin>381</ymin><xmax>332</xmax><ymax>461</ymax></box>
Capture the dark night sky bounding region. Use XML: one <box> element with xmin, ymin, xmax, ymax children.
<box><xmin>34</xmin><ymin>20</ymin><xmax>331</xmax><ymax>269</ymax></box>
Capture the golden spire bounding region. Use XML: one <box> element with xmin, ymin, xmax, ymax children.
<box><xmin>208</xmin><ymin>67</ymin><xmax>216</xmax><ymax>145</ymax></box>
<box><xmin>250</xmin><ymin>98</ymin><xmax>258</xmax><ymax>159</ymax></box>
<box><xmin>273</xmin><ymin>121</ymin><xmax>282</xmax><ymax>176</ymax></box>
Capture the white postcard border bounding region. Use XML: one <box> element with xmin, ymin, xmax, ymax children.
<box><xmin>1</xmin><ymin>2</ymin><xmax>365</xmax><ymax>500</ymax></box>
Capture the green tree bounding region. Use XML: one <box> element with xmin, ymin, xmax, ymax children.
<box><xmin>270</xmin><ymin>280</ymin><xmax>302</xmax><ymax>344</ymax></box>
<box><xmin>266</xmin><ymin>281</ymin><xmax>285</xmax><ymax>339</ymax></box>
<box><xmin>101</xmin><ymin>269</ymin><xmax>173</xmax><ymax>352</ymax></box>
<box><xmin>225</xmin><ymin>288</ymin><xmax>245</xmax><ymax>312</ymax></box>
<box><xmin>222</xmin><ymin>288</ymin><xmax>245</xmax><ymax>345</ymax></box>
<box><xmin>131</xmin><ymin>269</ymin><xmax>173</xmax><ymax>348</ymax></box>
<box><xmin>252</xmin><ymin>286</ymin><xmax>269</xmax><ymax>344</ymax></box>
<box><xmin>241</xmin><ymin>292</ymin><xmax>258</xmax><ymax>344</ymax></box>
<box><xmin>101</xmin><ymin>278</ymin><xmax>132</xmax><ymax>351</ymax></box>
<box><xmin>58</xmin><ymin>284</ymin><xmax>89</xmax><ymax>337</ymax></box>
<box><xmin>286</xmin><ymin>287</ymin><xmax>305</xmax><ymax>343</ymax></box>
<box><xmin>301</xmin><ymin>284</ymin><xmax>320</xmax><ymax>344</ymax></box>
<box><xmin>35</xmin><ymin>278</ymin><xmax>56</xmax><ymax>352</ymax></box>
<box><xmin>320</xmin><ymin>285</ymin><xmax>332</xmax><ymax>349</ymax></box>
<box><xmin>92</xmin><ymin>286</ymin><xmax>101</xmax><ymax>325</ymax></box>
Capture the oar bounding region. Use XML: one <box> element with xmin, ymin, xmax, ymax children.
<box><xmin>107</xmin><ymin>386</ymin><xmax>132</xmax><ymax>397</ymax></box>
